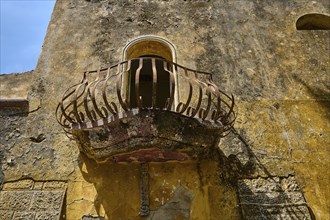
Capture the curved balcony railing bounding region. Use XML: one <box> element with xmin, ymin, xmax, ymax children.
<box><xmin>56</xmin><ymin>57</ymin><xmax>236</xmax><ymax>136</ymax></box>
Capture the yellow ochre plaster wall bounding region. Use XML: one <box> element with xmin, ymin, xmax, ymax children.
<box><xmin>0</xmin><ymin>0</ymin><xmax>329</xmax><ymax>219</ymax></box>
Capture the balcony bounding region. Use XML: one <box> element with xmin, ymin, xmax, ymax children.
<box><xmin>56</xmin><ymin>57</ymin><xmax>236</xmax><ymax>162</ymax></box>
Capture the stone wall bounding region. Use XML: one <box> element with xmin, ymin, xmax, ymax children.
<box><xmin>0</xmin><ymin>71</ymin><xmax>34</xmax><ymax>99</ymax></box>
<box><xmin>0</xmin><ymin>0</ymin><xmax>329</xmax><ymax>219</ymax></box>
<box><xmin>0</xmin><ymin>179</ymin><xmax>66</xmax><ymax>220</ymax></box>
<box><xmin>238</xmin><ymin>176</ymin><xmax>313</xmax><ymax>219</ymax></box>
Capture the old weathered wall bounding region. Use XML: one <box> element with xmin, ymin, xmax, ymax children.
<box><xmin>0</xmin><ymin>0</ymin><xmax>329</xmax><ymax>219</ymax></box>
<box><xmin>0</xmin><ymin>71</ymin><xmax>34</xmax><ymax>99</ymax></box>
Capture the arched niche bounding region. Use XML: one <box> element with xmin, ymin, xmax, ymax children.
<box><xmin>123</xmin><ymin>35</ymin><xmax>177</xmax><ymax>61</ymax></box>
<box><xmin>296</xmin><ymin>13</ymin><xmax>330</xmax><ymax>30</ymax></box>
<box><xmin>122</xmin><ymin>36</ymin><xmax>178</xmax><ymax>108</ymax></box>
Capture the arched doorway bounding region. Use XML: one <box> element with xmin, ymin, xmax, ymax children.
<box><xmin>122</xmin><ymin>36</ymin><xmax>178</xmax><ymax>109</ymax></box>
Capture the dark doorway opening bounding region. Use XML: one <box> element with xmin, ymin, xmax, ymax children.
<box><xmin>129</xmin><ymin>55</ymin><xmax>171</xmax><ymax>109</ymax></box>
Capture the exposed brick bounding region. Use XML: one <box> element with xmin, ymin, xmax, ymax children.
<box><xmin>0</xmin><ymin>210</ymin><xmax>14</xmax><ymax>220</ymax></box>
<box><xmin>2</xmin><ymin>180</ymin><xmax>34</xmax><ymax>191</ymax></box>
<box><xmin>30</xmin><ymin>191</ymin><xmax>64</xmax><ymax>211</ymax></box>
<box><xmin>239</xmin><ymin>191</ymin><xmax>305</xmax><ymax>204</ymax></box>
<box><xmin>33</xmin><ymin>182</ymin><xmax>44</xmax><ymax>190</ymax></box>
<box><xmin>281</xmin><ymin>176</ymin><xmax>301</xmax><ymax>192</ymax></box>
<box><xmin>240</xmin><ymin>204</ymin><xmax>312</xmax><ymax>220</ymax></box>
<box><xmin>82</xmin><ymin>215</ymin><xmax>105</xmax><ymax>220</ymax></box>
<box><xmin>0</xmin><ymin>191</ymin><xmax>33</xmax><ymax>210</ymax></box>
<box><xmin>42</xmin><ymin>182</ymin><xmax>66</xmax><ymax>190</ymax></box>
<box><xmin>238</xmin><ymin>176</ymin><xmax>312</xmax><ymax>220</ymax></box>
<box><xmin>35</xmin><ymin>212</ymin><xmax>60</xmax><ymax>220</ymax></box>
<box><xmin>12</xmin><ymin>211</ymin><xmax>35</xmax><ymax>220</ymax></box>
<box><xmin>238</xmin><ymin>177</ymin><xmax>282</xmax><ymax>194</ymax></box>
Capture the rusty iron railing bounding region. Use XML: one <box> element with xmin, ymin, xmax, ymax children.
<box><xmin>56</xmin><ymin>57</ymin><xmax>236</xmax><ymax>136</ymax></box>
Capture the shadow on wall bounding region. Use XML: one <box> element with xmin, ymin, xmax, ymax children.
<box><xmin>216</xmin><ymin>128</ymin><xmax>271</xmax><ymax>183</ymax></box>
<box><xmin>238</xmin><ymin>177</ymin><xmax>316</xmax><ymax>220</ymax></box>
<box><xmin>76</xmin><ymin>125</ymin><xmax>316</xmax><ymax>219</ymax></box>
<box><xmin>78</xmin><ymin>154</ymin><xmax>141</xmax><ymax>219</ymax></box>
<box><xmin>79</xmin><ymin>155</ymin><xmax>196</xmax><ymax>220</ymax></box>
<box><xmin>292</xmin><ymin>74</ymin><xmax>330</xmax><ymax>120</ymax></box>
<box><xmin>223</xmin><ymin>128</ymin><xmax>316</xmax><ymax>220</ymax></box>
<box><xmin>78</xmin><ymin>151</ymin><xmax>239</xmax><ymax>220</ymax></box>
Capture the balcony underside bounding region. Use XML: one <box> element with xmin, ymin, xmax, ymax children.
<box><xmin>74</xmin><ymin>109</ymin><xmax>224</xmax><ymax>162</ymax></box>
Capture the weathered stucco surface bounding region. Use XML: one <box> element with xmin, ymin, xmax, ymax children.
<box><xmin>0</xmin><ymin>0</ymin><xmax>329</xmax><ymax>219</ymax></box>
<box><xmin>67</xmin><ymin>156</ymin><xmax>240</xmax><ymax>219</ymax></box>
<box><xmin>0</xmin><ymin>71</ymin><xmax>33</xmax><ymax>99</ymax></box>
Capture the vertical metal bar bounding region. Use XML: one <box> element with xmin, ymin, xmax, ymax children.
<box><xmin>140</xmin><ymin>162</ymin><xmax>150</xmax><ymax>216</ymax></box>
<box><xmin>125</xmin><ymin>60</ymin><xmax>131</xmax><ymax>108</ymax></box>
<box><xmin>135</xmin><ymin>58</ymin><xmax>143</xmax><ymax>108</ymax></box>
<box><xmin>173</xmin><ymin>64</ymin><xmax>179</xmax><ymax>110</ymax></box>
<box><xmin>226</xmin><ymin>94</ymin><xmax>236</xmax><ymax>121</ymax></box>
<box><xmin>91</xmin><ymin>70</ymin><xmax>106</xmax><ymax>119</ymax></box>
<box><xmin>59</xmin><ymin>84</ymin><xmax>80</xmax><ymax>125</ymax></box>
<box><xmin>191</xmin><ymin>81</ymin><xmax>203</xmax><ymax>117</ymax></box>
<box><xmin>152</xmin><ymin>58</ymin><xmax>157</xmax><ymax>108</ymax></box>
<box><xmin>177</xmin><ymin>68</ymin><xmax>193</xmax><ymax>114</ymax></box>
<box><xmin>164</xmin><ymin>61</ymin><xmax>175</xmax><ymax>110</ymax></box>
<box><xmin>73</xmin><ymin>72</ymin><xmax>88</xmax><ymax>123</ymax></box>
<box><xmin>202</xmin><ymin>87</ymin><xmax>212</xmax><ymax>120</ymax></box>
<box><xmin>116</xmin><ymin>64</ymin><xmax>129</xmax><ymax>111</ymax></box>
<box><xmin>83</xmin><ymin>96</ymin><xmax>94</xmax><ymax>122</ymax></box>
<box><xmin>102</xmin><ymin>68</ymin><xmax>116</xmax><ymax>115</ymax></box>
<box><xmin>206</xmin><ymin>77</ymin><xmax>222</xmax><ymax>121</ymax></box>
<box><xmin>83</xmin><ymin>71</ymin><xmax>99</xmax><ymax>122</ymax></box>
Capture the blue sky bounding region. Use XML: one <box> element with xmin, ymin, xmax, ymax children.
<box><xmin>0</xmin><ymin>0</ymin><xmax>55</xmax><ymax>74</ymax></box>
